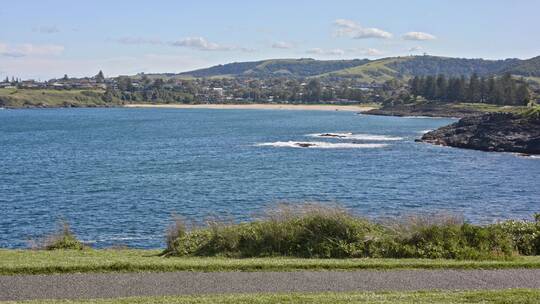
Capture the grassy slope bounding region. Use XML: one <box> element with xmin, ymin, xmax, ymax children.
<box><xmin>322</xmin><ymin>57</ymin><xmax>410</xmax><ymax>82</ymax></box>
<box><xmin>4</xmin><ymin>290</ymin><xmax>540</xmax><ymax>304</ymax></box>
<box><xmin>450</xmin><ymin>103</ymin><xmax>527</xmax><ymax>113</ymax></box>
<box><xmin>0</xmin><ymin>89</ymin><xmax>110</xmax><ymax>108</ymax></box>
<box><xmin>1</xmin><ymin>250</ymin><xmax>540</xmax><ymax>275</ymax></box>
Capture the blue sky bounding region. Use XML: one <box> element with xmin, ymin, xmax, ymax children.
<box><xmin>1</xmin><ymin>0</ymin><xmax>539</xmax><ymax>80</ymax></box>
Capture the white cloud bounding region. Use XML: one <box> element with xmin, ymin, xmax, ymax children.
<box><xmin>402</xmin><ymin>32</ymin><xmax>436</xmax><ymax>41</ymax></box>
<box><xmin>170</xmin><ymin>37</ymin><xmax>232</xmax><ymax>51</ymax></box>
<box><xmin>306</xmin><ymin>48</ymin><xmax>345</xmax><ymax>56</ymax></box>
<box><xmin>345</xmin><ymin>48</ymin><xmax>384</xmax><ymax>57</ymax></box>
<box><xmin>114</xmin><ymin>36</ymin><xmax>255</xmax><ymax>52</ymax></box>
<box><xmin>334</xmin><ymin>19</ymin><xmax>392</xmax><ymax>39</ymax></box>
<box><xmin>272</xmin><ymin>41</ymin><xmax>294</xmax><ymax>49</ymax></box>
<box><xmin>354</xmin><ymin>48</ymin><xmax>384</xmax><ymax>56</ymax></box>
<box><xmin>168</xmin><ymin>37</ymin><xmax>255</xmax><ymax>52</ymax></box>
<box><xmin>0</xmin><ymin>42</ymin><xmax>64</xmax><ymax>57</ymax></box>
<box><xmin>408</xmin><ymin>46</ymin><xmax>424</xmax><ymax>52</ymax></box>
<box><xmin>33</xmin><ymin>25</ymin><xmax>60</xmax><ymax>34</ymax></box>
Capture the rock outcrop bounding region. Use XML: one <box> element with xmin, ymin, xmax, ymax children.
<box><xmin>418</xmin><ymin>113</ymin><xmax>540</xmax><ymax>154</ymax></box>
<box><xmin>365</xmin><ymin>103</ymin><xmax>485</xmax><ymax>118</ymax></box>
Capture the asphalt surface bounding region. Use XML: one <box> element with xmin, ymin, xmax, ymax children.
<box><xmin>2</xmin><ymin>269</ymin><xmax>540</xmax><ymax>301</ymax></box>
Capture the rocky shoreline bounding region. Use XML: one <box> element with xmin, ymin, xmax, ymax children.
<box><xmin>418</xmin><ymin>112</ymin><xmax>540</xmax><ymax>155</ymax></box>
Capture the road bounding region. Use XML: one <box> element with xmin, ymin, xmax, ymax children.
<box><xmin>2</xmin><ymin>269</ymin><xmax>540</xmax><ymax>301</ymax></box>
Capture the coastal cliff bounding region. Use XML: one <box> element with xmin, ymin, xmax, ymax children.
<box><xmin>419</xmin><ymin>112</ymin><xmax>540</xmax><ymax>154</ymax></box>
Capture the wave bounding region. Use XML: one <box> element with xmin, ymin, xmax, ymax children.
<box><xmin>256</xmin><ymin>141</ymin><xmax>389</xmax><ymax>149</ymax></box>
<box><xmin>515</xmin><ymin>153</ymin><xmax>540</xmax><ymax>159</ymax></box>
<box><xmin>308</xmin><ymin>132</ymin><xmax>403</xmax><ymax>141</ymax></box>
<box><xmin>417</xmin><ymin>129</ymin><xmax>433</xmax><ymax>134</ymax></box>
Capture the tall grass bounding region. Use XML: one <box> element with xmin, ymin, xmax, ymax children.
<box><xmin>163</xmin><ymin>204</ymin><xmax>539</xmax><ymax>260</ymax></box>
<box><xmin>32</xmin><ymin>220</ymin><xmax>85</xmax><ymax>250</ymax></box>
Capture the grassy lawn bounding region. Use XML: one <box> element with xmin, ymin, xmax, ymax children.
<box><xmin>1</xmin><ymin>249</ymin><xmax>540</xmax><ymax>275</ymax></box>
<box><xmin>3</xmin><ymin>289</ymin><xmax>540</xmax><ymax>304</ymax></box>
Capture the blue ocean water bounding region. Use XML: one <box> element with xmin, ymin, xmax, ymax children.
<box><xmin>0</xmin><ymin>108</ymin><xmax>538</xmax><ymax>248</ymax></box>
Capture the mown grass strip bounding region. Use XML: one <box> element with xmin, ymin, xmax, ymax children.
<box><xmin>3</xmin><ymin>289</ymin><xmax>540</xmax><ymax>304</ymax></box>
<box><xmin>1</xmin><ymin>249</ymin><xmax>540</xmax><ymax>275</ymax></box>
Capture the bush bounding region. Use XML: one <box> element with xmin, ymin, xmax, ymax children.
<box><xmin>163</xmin><ymin>215</ymin><xmax>187</xmax><ymax>255</ymax></box>
<box><xmin>40</xmin><ymin>221</ymin><xmax>85</xmax><ymax>250</ymax></box>
<box><xmin>164</xmin><ymin>205</ymin><xmax>531</xmax><ymax>260</ymax></box>
<box><xmin>164</xmin><ymin>204</ymin><xmax>384</xmax><ymax>258</ymax></box>
<box><xmin>385</xmin><ymin>223</ymin><xmax>513</xmax><ymax>259</ymax></box>
<box><xmin>494</xmin><ymin>214</ymin><xmax>540</xmax><ymax>255</ymax></box>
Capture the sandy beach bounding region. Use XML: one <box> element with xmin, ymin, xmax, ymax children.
<box><xmin>124</xmin><ymin>103</ymin><xmax>376</xmax><ymax>112</ymax></box>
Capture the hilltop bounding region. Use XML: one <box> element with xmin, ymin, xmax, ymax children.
<box><xmin>164</xmin><ymin>55</ymin><xmax>540</xmax><ymax>83</ymax></box>
<box><xmin>173</xmin><ymin>58</ymin><xmax>369</xmax><ymax>78</ymax></box>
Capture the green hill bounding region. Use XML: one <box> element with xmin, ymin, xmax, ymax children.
<box><xmin>326</xmin><ymin>56</ymin><xmax>522</xmax><ymax>81</ymax></box>
<box><xmin>504</xmin><ymin>56</ymin><xmax>540</xmax><ymax>77</ymax></box>
<box><xmin>178</xmin><ymin>58</ymin><xmax>369</xmax><ymax>78</ymax></box>
<box><xmin>161</xmin><ymin>55</ymin><xmax>540</xmax><ymax>83</ymax></box>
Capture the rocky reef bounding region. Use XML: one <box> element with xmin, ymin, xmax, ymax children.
<box><xmin>418</xmin><ymin>112</ymin><xmax>540</xmax><ymax>155</ymax></box>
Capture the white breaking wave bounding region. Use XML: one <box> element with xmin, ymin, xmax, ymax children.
<box><xmin>256</xmin><ymin>141</ymin><xmax>388</xmax><ymax>149</ymax></box>
<box><xmin>516</xmin><ymin>154</ymin><xmax>540</xmax><ymax>159</ymax></box>
<box><xmin>418</xmin><ymin>129</ymin><xmax>433</xmax><ymax>134</ymax></box>
<box><xmin>308</xmin><ymin>132</ymin><xmax>403</xmax><ymax>141</ymax></box>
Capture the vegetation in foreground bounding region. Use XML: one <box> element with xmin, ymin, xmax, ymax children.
<box><xmin>2</xmin><ymin>204</ymin><xmax>537</xmax><ymax>275</ymax></box>
<box><xmin>3</xmin><ymin>249</ymin><xmax>540</xmax><ymax>275</ymax></box>
<box><xmin>33</xmin><ymin>221</ymin><xmax>85</xmax><ymax>251</ymax></box>
<box><xmin>163</xmin><ymin>205</ymin><xmax>540</xmax><ymax>260</ymax></box>
<box><xmin>4</xmin><ymin>289</ymin><xmax>540</xmax><ymax>304</ymax></box>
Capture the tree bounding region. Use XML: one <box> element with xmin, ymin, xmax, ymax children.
<box><xmin>501</xmin><ymin>73</ymin><xmax>515</xmax><ymax>104</ymax></box>
<box><xmin>435</xmin><ymin>74</ymin><xmax>447</xmax><ymax>101</ymax></box>
<box><xmin>141</xmin><ymin>75</ymin><xmax>151</xmax><ymax>87</ymax></box>
<box><xmin>152</xmin><ymin>78</ymin><xmax>165</xmax><ymax>90</ymax></box>
<box><xmin>95</xmin><ymin>70</ymin><xmax>105</xmax><ymax>83</ymax></box>
<box><xmin>63</xmin><ymin>74</ymin><xmax>69</xmax><ymax>81</ymax></box>
<box><xmin>515</xmin><ymin>83</ymin><xmax>530</xmax><ymax>105</ymax></box>
<box><xmin>423</xmin><ymin>75</ymin><xmax>436</xmax><ymax>99</ymax></box>
<box><xmin>304</xmin><ymin>79</ymin><xmax>322</xmax><ymax>102</ymax></box>
<box><xmin>102</xmin><ymin>87</ymin><xmax>116</xmax><ymax>103</ymax></box>
<box><xmin>479</xmin><ymin>77</ymin><xmax>487</xmax><ymax>103</ymax></box>
<box><xmin>410</xmin><ymin>76</ymin><xmax>421</xmax><ymax>96</ymax></box>
<box><xmin>117</xmin><ymin>76</ymin><xmax>134</xmax><ymax>91</ymax></box>
<box><xmin>467</xmin><ymin>73</ymin><xmax>480</xmax><ymax>102</ymax></box>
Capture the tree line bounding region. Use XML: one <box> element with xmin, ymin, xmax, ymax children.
<box><xmin>103</xmin><ymin>76</ymin><xmax>384</xmax><ymax>104</ymax></box>
<box><xmin>409</xmin><ymin>73</ymin><xmax>531</xmax><ymax>105</ymax></box>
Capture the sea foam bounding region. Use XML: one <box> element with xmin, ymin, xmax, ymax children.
<box><xmin>256</xmin><ymin>141</ymin><xmax>388</xmax><ymax>149</ymax></box>
<box><xmin>308</xmin><ymin>132</ymin><xmax>403</xmax><ymax>141</ymax></box>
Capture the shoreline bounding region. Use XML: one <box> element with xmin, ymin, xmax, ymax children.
<box><xmin>124</xmin><ymin>103</ymin><xmax>376</xmax><ymax>112</ymax></box>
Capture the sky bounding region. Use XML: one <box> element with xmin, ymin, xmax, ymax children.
<box><xmin>1</xmin><ymin>0</ymin><xmax>539</xmax><ymax>80</ymax></box>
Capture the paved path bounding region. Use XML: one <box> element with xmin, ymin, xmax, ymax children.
<box><xmin>2</xmin><ymin>269</ymin><xmax>540</xmax><ymax>301</ymax></box>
